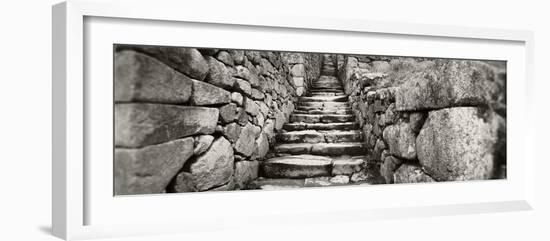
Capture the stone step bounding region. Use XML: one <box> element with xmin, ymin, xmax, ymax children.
<box><xmin>274</xmin><ymin>142</ymin><xmax>365</xmax><ymax>156</ymax></box>
<box><xmin>293</xmin><ymin>108</ymin><xmax>352</xmax><ymax>115</ymax></box>
<box><xmin>307</xmin><ymin>92</ymin><xmax>346</xmax><ymax>96</ymax></box>
<box><xmin>310</xmin><ymin>87</ymin><xmax>344</xmax><ymax>92</ymax></box>
<box><xmin>289</xmin><ymin>114</ymin><xmax>355</xmax><ymax>123</ymax></box>
<box><xmin>312</xmin><ymin>83</ymin><xmax>342</xmax><ymax>88</ymax></box>
<box><xmin>248</xmin><ymin>176</ymin><xmax>353</xmax><ymax>189</ymax></box>
<box><xmin>260</xmin><ymin>155</ymin><xmax>333</xmax><ymax>178</ymax></box>
<box><xmin>297</xmin><ymin>101</ymin><xmax>350</xmax><ymax>108</ymax></box>
<box><xmin>278</xmin><ymin>130</ymin><xmax>363</xmax><ymax>143</ymax></box>
<box><xmin>259</xmin><ymin>155</ymin><xmax>367</xmax><ymax>179</ymax></box>
<box><xmin>283</xmin><ymin>122</ymin><xmax>359</xmax><ymax>131</ymax></box>
<box><xmin>299</xmin><ymin>95</ymin><xmax>348</xmax><ymax>102</ymax></box>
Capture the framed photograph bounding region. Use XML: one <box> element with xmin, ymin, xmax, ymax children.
<box><xmin>52</xmin><ymin>0</ymin><xmax>535</xmax><ymax>240</ymax></box>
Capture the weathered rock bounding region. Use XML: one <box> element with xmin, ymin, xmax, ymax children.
<box><xmin>330</xmin><ymin>175</ymin><xmax>350</xmax><ymax>184</ymax></box>
<box><xmin>409</xmin><ymin>112</ymin><xmax>427</xmax><ymax>133</ymax></box>
<box><xmin>193</xmin><ymin>135</ymin><xmax>214</xmax><ymax>155</ymax></box>
<box><xmin>234</xmin><ymin>66</ymin><xmax>260</xmax><ymax>87</ymax></box>
<box><xmin>130</xmin><ymin>46</ymin><xmax>209</xmax><ymax>80</ymax></box>
<box><xmin>222</xmin><ymin>122</ymin><xmax>242</xmax><ymax>143</ymax></box>
<box><xmin>208</xmin><ymin>177</ymin><xmax>235</xmax><ymax>191</ymax></box>
<box><xmin>255</xmin><ymin>131</ymin><xmax>270</xmax><ymax>155</ymax></box>
<box><xmin>382</xmin><ymin>123</ymin><xmax>417</xmax><ymax>160</ymax></box>
<box><xmin>380</xmin><ymin>156</ymin><xmax>403</xmax><ymax>184</ymax></box>
<box><xmin>393</xmin><ymin>163</ymin><xmax>435</xmax><ymax>183</ymax></box>
<box><xmin>370</xmin><ymin>61</ymin><xmax>391</xmax><ymax>73</ymax></box>
<box><xmin>115</xmin><ymin>104</ymin><xmax>218</xmax><ymax>147</ymax></box>
<box><xmin>281</xmin><ymin>53</ymin><xmax>305</xmax><ymax>64</ymax></box>
<box><xmin>304</xmin><ymin>177</ymin><xmax>333</xmax><ymax>187</ymax></box>
<box><xmin>233</xmin><ymin>78</ymin><xmax>252</xmax><ymax>96</ymax></box>
<box><xmin>219</xmin><ymin>103</ymin><xmax>239</xmax><ymax>123</ymax></box>
<box><xmin>263</xmin><ymin>119</ymin><xmax>276</xmax><ymax>140</ymax></box>
<box><xmin>244</xmin><ymin>97</ymin><xmax>260</xmax><ymax>116</ymax></box>
<box><xmin>191</xmin><ymin>80</ymin><xmax>231</xmax><ymax>105</ymax></box>
<box><xmin>234</xmin><ymin>123</ymin><xmax>261</xmax><ymax>157</ymax></box>
<box><xmin>234</xmin><ymin>161</ymin><xmax>259</xmax><ymax>189</ymax></box>
<box><xmin>114</xmin><ymin>137</ymin><xmax>194</xmax><ymax>195</ymax></box>
<box><xmin>231</xmin><ymin>92</ymin><xmax>244</xmax><ymax>106</ymax></box>
<box><xmin>115</xmin><ymin>50</ymin><xmax>193</xmax><ymax>103</ymax></box>
<box><xmin>290</xmin><ymin>64</ymin><xmax>305</xmax><ymax>77</ymax></box>
<box><xmin>395</xmin><ymin>60</ymin><xmax>493</xmax><ymax>111</ymax></box>
<box><xmin>245</xmin><ymin>51</ymin><xmax>262</xmax><ymax>65</ymax></box>
<box><xmin>251</xmin><ymin>88</ymin><xmax>265</xmax><ymax>100</ymax></box>
<box><xmin>215</xmin><ymin>51</ymin><xmax>234</xmax><ymax>66</ymax></box>
<box><xmin>416</xmin><ymin>107</ymin><xmax>497</xmax><ymax>181</ymax></box>
<box><xmin>332</xmin><ymin>157</ymin><xmax>365</xmax><ymax>175</ymax></box>
<box><xmin>187</xmin><ymin>137</ymin><xmax>234</xmax><ymax>191</ymax></box>
<box><xmin>171</xmin><ymin>172</ymin><xmax>197</xmax><ymax>193</ymax></box>
<box><xmin>229</xmin><ymin>50</ymin><xmax>245</xmax><ymax>65</ymax></box>
<box><xmin>205</xmin><ymin>56</ymin><xmax>235</xmax><ymax>89</ymax></box>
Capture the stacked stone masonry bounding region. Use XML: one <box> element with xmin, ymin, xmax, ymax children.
<box><xmin>114</xmin><ymin>46</ymin><xmax>321</xmax><ymax>194</ymax></box>
<box><xmin>338</xmin><ymin>55</ymin><xmax>506</xmax><ymax>184</ymax></box>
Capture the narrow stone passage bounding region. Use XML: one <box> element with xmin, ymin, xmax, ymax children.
<box><xmin>250</xmin><ymin>55</ymin><xmax>379</xmax><ymax>189</ymax></box>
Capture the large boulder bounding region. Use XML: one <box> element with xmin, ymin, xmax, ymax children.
<box><xmin>187</xmin><ymin>137</ymin><xmax>235</xmax><ymax>191</ymax></box>
<box><xmin>115</xmin><ymin>50</ymin><xmax>193</xmax><ymax>103</ymax></box>
<box><xmin>395</xmin><ymin>60</ymin><xmax>494</xmax><ymax>111</ymax></box>
<box><xmin>382</xmin><ymin>122</ymin><xmax>417</xmax><ymax>160</ymax></box>
<box><xmin>115</xmin><ymin>104</ymin><xmax>218</xmax><ymax>148</ymax></box>
<box><xmin>416</xmin><ymin>107</ymin><xmax>498</xmax><ymax>181</ymax></box>
<box><xmin>114</xmin><ymin>137</ymin><xmax>194</xmax><ymax>195</ymax></box>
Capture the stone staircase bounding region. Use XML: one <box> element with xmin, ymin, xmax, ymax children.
<box><xmin>249</xmin><ymin>55</ymin><xmax>373</xmax><ymax>189</ymax></box>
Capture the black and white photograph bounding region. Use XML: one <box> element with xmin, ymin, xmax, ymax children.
<box><xmin>113</xmin><ymin>45</ymin><xmax>507</xmax><ymax>195</ymax></box>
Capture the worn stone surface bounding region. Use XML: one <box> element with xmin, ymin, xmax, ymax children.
<box><xmin>114</xmin><ymin>138</ymin><xmax>194</xmax><ymax>195</ymax></box>
<box><xmin>171</xmin><ymin>172</ymin><xmax>197</xmax><ymax>193</ymax></box>
<box><xmin>244</xmin><ymin>97</ymin><xmax>260</xmax><ymax>116</ymax></box>
<box><xmin>382</xmin><ymin>122</ymin><xmax>417</xmax><ymax>160</ymax></box>
<box><xmin>416</xmin><ymin>107</ymin><xmax>497</xmax><ymax>181</ymax></box>
<box><xmin>332</xmin><ymin>157</ymin><xmax>365</xmax><ymax>175</ymax></box>
<box><xmin>380</xmin><ymin>156</ymin><xmax>403</xmax><ymax>184</ymax></box>
<box><xmin>261</xmin><ymin>155</ymin><xmax>332</xmax><ymax>178</ymax></box>
<box><xmin>395</xmin><ymin>60</ymin><xmax>493</xmax><ymax>111</ymax></box>
<box><xmin>193</xmin><ymin>135</ymin><xmax>214</xmax><ymax>155</ymax></box>
<box><xmin>219</xmin><ymin>103</ymin><xmax>239</xmax><ymax>123</ymax></box>
<box><xmin>233</xmin><ymin>78</ymin><xmax>252</xmax><ymax>96</ymax></box>
<box><xmin>129</xmin><ymin>46</ymin><xmax>209</xmax><ymax>80</ymax></box>
<box><xmin>191</xmin><ymin>80</ymin><xmax>231</xmax><ymax>105</ymax></box>
<box><xmin>234</xmin><ymin>161</ymin><xmax>259</xmax><ymax>189</ymax></box>
<box><xmin>115</xmin><ymin>104</ymin><xmax>218</xmax><ymax>148</ymax></box>
<box><xmin>205</xmin><ymin>56</ymin><xmax>235</xmax><ymax>89</ymax></box>
<box><xmin>222</xmin><ymin>123</ymin><xmax>242</xmax><ymax>143</ymax></box>
<box><xmin>393</xmin><ymin>163</ymin><xmax>435</xmax><ymax>183</ymax></box>
<box><xmin>115</xmin><ymin>50</ymin><xmax>193</xmax><ymax>103</ymax></box>
<box><xmin>253</xmin><ymin>132</ymin><xmax>269</xmax><ymax>160</ymax></box>
<box><xmin>229</xmin><ymin>50</ymin><xmax>245</xmax><ymax>65</ymax></box>
<box><xmin>234</xmin><ymin>123</ymin><xmax>261</xmax><ymax>157</ymax></box>
<box><xmin>231</xmin><ymin>92</ymin><xmax>244</xmax><ymax>106</ymax></box>
<box><xmin>187</xmin><ymin>137</ymin><xmax>235</xmax><ymax>191</ymax></box>
<box><xmin>215</xmin><ymin>51</ymin><xmax>234</xmax><ymax>66</ymax></box>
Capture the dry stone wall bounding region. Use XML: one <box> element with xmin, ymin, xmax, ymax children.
<box><xmin>114</xmin><ymin>45</ymin><xmax>321</xmax><ymax>195</ymax></box>
<box><xmin>338</xmin><ymin>55</ymin><xmax>506</xmax><ymax>184</ymax></box>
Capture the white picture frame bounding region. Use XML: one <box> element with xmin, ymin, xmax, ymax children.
<box><xmin>52</xmin><ymin>0</ymin><xmax>536</xmax><ymax>240</ymax></box>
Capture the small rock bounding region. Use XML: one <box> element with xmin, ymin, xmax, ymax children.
<box><xmin>330</xmin><ymin>175</ymin><xmax>350</xmax><ymax>184</ymax></box>
<box><xmin>233</xmin><ymin>78</ymin><xmax>252</xmax><ymax>96</ymax></box>
<box><xmin>215</xmin><ymin>51</ymin><xmax>234</xmax><ymax>66</ymax></box>
<box><xmin>222</xmin><ymin>123</ymin><xmax>242</xmax><ymax>143</ymax></box>
<box><xmin>234</xmin><ymin>123</ymin><xmax>261</xmax><ymax>157</ymax></box>
<box><xmin>244</xmin><ymin>97</ymin><xmax>260</xmax><ymax>116</ymax></box>
<box><xmin>393</xmin><ymin>163</ymin><xmax>435</xmax><ymax>183</ymax></box>
<box><xmin>219</xmin><ymin>103</ymin><xmax>239</xmax><ymax>123</ymax></box>
<box><xmin>234</xmin><ymin>161</ymin><xmax>259</xmax><ymax>189</ymax></box>
<box><xmin>231</xmin><ymin>92</ymin><xmax>244</xmax><ymax>106</ymax></box>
